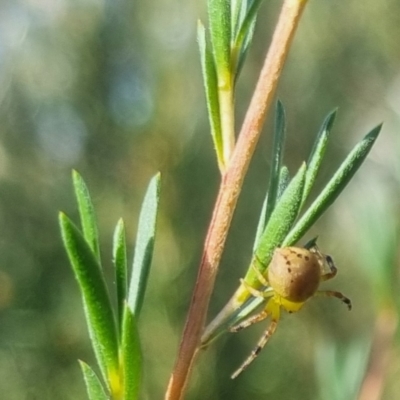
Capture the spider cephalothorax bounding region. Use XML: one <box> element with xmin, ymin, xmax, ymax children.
<box><xmin>230</xmin><ymin>245</ymin><xmax>351</xmax><ymax>379</ymax></box>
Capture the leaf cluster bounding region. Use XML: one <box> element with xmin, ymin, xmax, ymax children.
<box><xmin>202</xmin><ymin>104</ymin><xmax>381</xmax><ymax>343</ymax></box>
<box><xmin>59</xmin><ymin>171</ymin><xmax>160</xmax><ymax>399</ymax></box>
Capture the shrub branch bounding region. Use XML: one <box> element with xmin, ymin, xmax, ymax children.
<box><xmin>165</xmin><ymin>1</ymin><xmax>308</xmax><ymax>399</ymax></box>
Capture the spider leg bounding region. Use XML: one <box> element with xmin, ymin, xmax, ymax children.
<box><xmin>320</xmin><ymin>255</ymin><xmax>338</xmax><ymax>281</ymax></box>
<box><xmin>252</xmin><ymin>255</ymin><xmax>269</xmax><ymax>287</ymax></box>
<box><xmin>240</xmin><ymin>278</ymin><xmax>273</xmax><ymax>299</ymax></box>
<box><xmin>230</xmin><ymin>279</ymin><xmax>274</xmax><ymax>332</ymax></box>
<box><xmin>315</xmin><ymin>290</ymin><xmax>352</xmax><ymax>310</ymax></box>
<box><xmin>230</xmin><ymin>309</ymin><xmax>269</xmax><ymax>332</ymax></box>
<box><xmin>231</xmin><ymin>300</ymin><xmax>281</xmax><ymax>379</ymax></box>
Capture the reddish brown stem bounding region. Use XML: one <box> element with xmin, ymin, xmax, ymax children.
<box><xmin>358</xmin><ymin>307</ymin><xmax>398</xmax><ymax>400</ymax></box>
<box><xmin>165</xmin><ymin>1</ymin><xmax>308</xmax><ymax>399</ymax></box>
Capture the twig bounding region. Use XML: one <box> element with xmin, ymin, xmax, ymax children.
<box><xmin>358</xmin><ymin>307</ymin><xmax>398</xmax><ymax>400</ymax></box>
<box><xmin>165</xmin><ymin>1</ymin><xmax>308</xmax><ymax>399</ymax></box>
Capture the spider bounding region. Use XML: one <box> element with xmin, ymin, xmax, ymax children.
<box><xmin>230</xmin><ymin>245</ymin><xmax>352</xmax><ymax>379</ymax></box>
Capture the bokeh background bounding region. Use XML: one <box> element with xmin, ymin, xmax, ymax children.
<box><xmin>0</xmin><ymin>0</ymin><xmax>399</xmax><ymax>399</ymax></box>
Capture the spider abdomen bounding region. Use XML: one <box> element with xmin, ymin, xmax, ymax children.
<box><xmin>268</xmin><ymin>247</ymin><xmax>321</xmax><ymax>303</ymax></box>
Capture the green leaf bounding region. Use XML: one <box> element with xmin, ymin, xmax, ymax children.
<box><xmin>59</xmin><ymin>213</ymin><xmax>118</xmax><ymax>388</ymax></box>
<box><xmin>113</xmin><ymin>218</ymin><xmax>127</xmax><ymax>330</ymax></box>
<box><xmin>208</xmin><ymin>0</ymin><xmax>231</xmax><ymax>78</ymax></box>
<box><xmin>253</xmin><ymin>196</ymin><xmax>268</xmax><ymax>253</ymax></box>
<box><xmin>233</xmin><ymin>0</ymin><xmax>263</xmax><ymax>76</ymax></box>
<box><xmin>253</xmin><ymin>154</ymin><xmax>288</xmax><ymax>253</ymax></box>
<box><xmin>303</xmin><ymin>236</ymin><xmax>318</xmax><ymax>250</ymax></box>
<box><xmin>277</xmin><ymin>165</ymin><xmax>290</xmax><ymax>200</ymax></box>
<box><xmin>72</xmin><ymin>170</ymin><xmax>101</xmax><ymax>261</ymax></box>
<box><xmin>128</xmin><ymin>173</ymin><xmax>161</xmax><ymax>316</ymax></box>
<box><xmin>198</xmin><ymin>21</ymin><xmax>224</xmax><ymax>166</ymax></box>
<box><xmin>79</xmin><ymin>361</ymin><xmax>109</xmax><ymax>400</ymax></box>
<box><xmin>121</xmin><ymin>304</ymin><xmax>142</xmax><ymax>399</ymax></box>
<box><xmin>284</xmin><ymin>124</ymin><xmax>382</xmax><ymax>246</ymax></box>
<box><xmin>302</xmin><ymin>110</ymin><xmax>337</xmax><ymax>206</ymax></box>
<box><xmin>264</xmin><ymin>100</ymin><xmax>286</xmax><ymax>227</ymax></box>
<box><xmin>231</xmin><ymin>0</ymin><xmax>245</xmax><ymax>37</ymax></box>
<box><xmin>245</xmin><ymin>163</ymin><xmax>306</xmax><ymax>285</ymax></box>
<box><xmin>252</xmin><ymin>165</ymin><xmax>289</xmax><ymax>250</ymax></box>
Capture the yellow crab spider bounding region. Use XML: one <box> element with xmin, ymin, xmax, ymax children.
<box><xmin>230</xmin><ymin>245</ymin><xmax>352</xmax><ymax>379</ymax></box>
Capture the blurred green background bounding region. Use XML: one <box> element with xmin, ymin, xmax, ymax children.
<box><xmin>0</xmin><ymin>0</ymin><xmax>399</xmax><ymax>399</ymax></box>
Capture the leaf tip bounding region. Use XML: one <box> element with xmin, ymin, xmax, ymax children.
<box><xmin>59</xmin><ymin>211</ymin><xmax>67</xmax><ymax>222</ymax></box>
<box><xmin>152</xmin><ymin>172</ymin><xmax>162</xmax><ymax>195</ymax></box>
<box><xmin>370</xmin><ymin>123</ymin><xmax>383</xmax><ymax>137</ymax></box>
<box><xmin>72</xmin><ymin>169</ymin><xmax>80</xmax><ymax>181</ymax></box>
<box><xmin>154</xmin><ymin>171</ymin><xmax>161</xmax><ymax>181</ymax></box>
<box><xmin>276</xmin><ymin>99</ymin><xmax>285</xmax><ymax>116</ymax></box>
<box><xmin>325</xmin><ymin>109</ymin><xmax>337</xmax><ymax>131</ymax></box>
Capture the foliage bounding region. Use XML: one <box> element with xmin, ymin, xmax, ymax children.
<box><xmin>60</xmin><ymin>171</ymin><xmax>160</xmax><ymax>399</ymax></box>
<box><xmin>0</xmin><ymin>0</ymin><xmax>395</xmax><ymax>399</ymax></box>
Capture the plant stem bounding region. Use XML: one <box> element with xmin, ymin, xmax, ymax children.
<box><xmin>357</xmin><ymin>307</ymin><xmax>398</xmax><ymax>400</ymax></box>
<box><xmin>165</xmin><ymin>1</ymin><xmax>308</xmax><ymax>399</ymax></box>
<box><xmin>218</xmin><ymin>79</ymin><xmax>235</xmax><ymax>170</ymax></box>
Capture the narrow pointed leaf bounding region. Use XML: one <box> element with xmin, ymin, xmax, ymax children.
<box><xmin>234</xmin><ymin>0</ymin><xmax>263</xmax><ymax>76</ymax></box>
<box><xmin>208</xmin><ymin>0</ymin><xmax>231</xmax><ymax>77</ymax></box>
<box><xmin>303</xmin><ymin>236</ymin><xmax>318</xmax><ymax>250</ymax></box>
<box><xmin>113</xmin><ymin>218</ymin><xmax>127</xmax><ymax>330</ymax></box>
<box><xmin>121</xmin><ymin>304</ymin><xmax>142</xmax><ymax>399</ymax></box>
<box><xmin>253</xmin><ymin>165</ymin><xmax>289</xmax><ymax>252</ymax></box>
<box><xmin>72</xmin><ymin>170</ymin><xmax>101</xmax><ymax>261</ymax></box>
<box><xmin>256</xmin><ymin>163</ymin><xmax>306</xmax><ymax>263</ymax></box>
<box><xmin>253</xmin><ymin>196</ymin><xmax>267</xmax><ymax>253</ymax></box>
<box><xmin>302</xmin><ymin>110</ymin><xmax>337</xmax><ymax>206</ymax></box>
<box><xmin>277</xmin><ymin>165</ymin><xmax>290</xmax><ymax>199</ymax></box>
<box><xmin>231</xmin><ymin>0</ymin><xmax>246</xmax><ymax>37</ymax></box>
<box><xmin>244</xmin><ymin>163</ymin><xmax>306</xmax><ymax>286</ymax></box>
<box><xmin>235</xmin><ymin>0</ymin><xmax>263</xmax><ymax>47</ymax></box>
<box><xmin>59</xmin><ymin>213</ymin><xmax>118</xmax><ymax>386</ymax></box>
<box><xmin>128</xmin><ymin>173</ymin><xmax>161</xmax><ymax>316</ymax></box>
<box><xmin>198</xmin><ymin>22</ymin><xmax>224</xmax><ymax>166</ymax></box>
<box><xmin>264</xmin><ymin>100</ymin><xmax>286</xmax><ymax>226</ymax></box>
<box><xmin>284</xmin><ymin>124</ymin><xmax>382</xmax><ymax>246</ymax></box>
<box><xmin>79</xmin><ymin>361</ymin><xmax>109</xmax><ymax>400</ymax></box>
